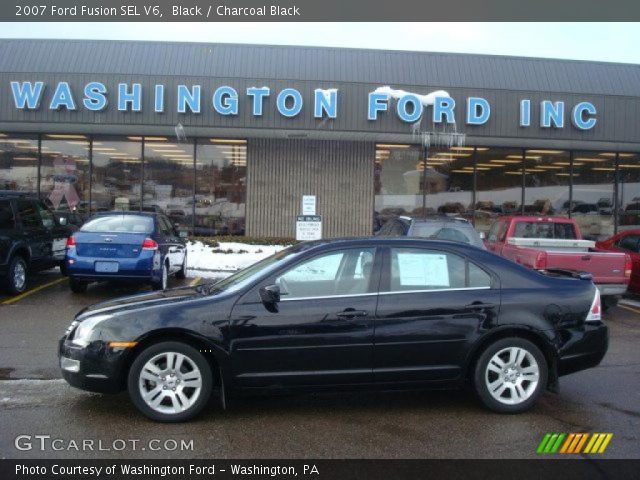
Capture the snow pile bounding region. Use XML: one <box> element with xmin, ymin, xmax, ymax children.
<box><xmin>186</xmin><ymin>241</ymin><xmax>290</xmax><ymax>278</ymax></box>
<box><xmin>373</xmin><ymin>86</ymin><xmax>450</xmax><ymax>106</ymax></box>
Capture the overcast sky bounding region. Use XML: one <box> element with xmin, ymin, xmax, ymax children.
<box><xmin>1</xmin><ymin>22</ymin><xmax>638</xmax><ymax>64</ymax></box>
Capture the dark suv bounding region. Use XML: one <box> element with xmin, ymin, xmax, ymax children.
<box><xmin>376</xmin><ymin>216</ymin><xmax>486</xmax><ymax>249</ymax></box>
<box><xmin>0</xmin><ymin>191</ymin><xmax>75</xmax><ymax>294</ymax></box>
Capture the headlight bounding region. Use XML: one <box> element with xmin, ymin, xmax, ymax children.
<box><xmin>71</xmin><ymin>315</ymin><xmax>110</xmax><ymax>347</ymax></box>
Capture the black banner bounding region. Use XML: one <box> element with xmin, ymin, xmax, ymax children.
<box><xmin>2</xmin><ymin>460</ymin><xmax>640</xmax><ymax>480</ymax></box>
<box><xmin>3</xmin><ymin>0</ymin><xmax>640</xmax><ymax>22</ymax></box>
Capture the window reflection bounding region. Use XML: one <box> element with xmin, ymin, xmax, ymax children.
<box><xmin>40</xmin><ymin>135</ymin><xmax>90</xmax><ymax>224</ymax></box>
<box><xmin>572</xmin><ymin>151</ymin><xmax>615</xmax><ymax>240</ymax></box>
<box><xmin>523</xmin><ymin>149</ymin><xmax>569</xmax><ymax>217</ymax></box>
<box><xmin>0</xmin><ymin>134</ymin><xmax>38</xmax><ymax>192</ymax></box>
<box><xmin>374</xmin><ymin>144</ymin><xmax>422</xmax><ymax>232</ymax></box>
<box><xmin>195</xmin><ymin>139</ymin><xmax>247</xmax><ymax>236</ymax></box>
<box><xmin>475</xmin><ymin>148</ymin><xmax>523</xmax><ymax>234</ymax></box>
<box><xmin>425</xmin><ymin>147</ymin><xmax>475</xmax><ymax>221</ymax></box>
<box><xmin>91</xmin><ymin>137</ymin><xmax>143</xmax><ymax>213</ymax></box>
<box><xmin>616</xmin><ymin>153</ymin><xmax>640</xmax><ymax>231</ymax></box>
<box><xmin>143</xmin><ymin>139</ymin><xmax>194</xmax><ymax>232</ymax></box>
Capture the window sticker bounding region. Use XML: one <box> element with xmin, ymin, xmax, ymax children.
<box><xmin>397</xmin><ymin>252</ymin><xmax>450</xmax><ymax>287</ymax></box>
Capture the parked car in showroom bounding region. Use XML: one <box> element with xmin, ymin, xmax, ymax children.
<box><xmin>65</xmin><ymin>211</ymin><xmax>187</xmax><ymax>293</ymax></box>
<box><xmin>376</xmin><ymin>216</ymin><xmax>486</xmax><ymax>248</ymax></box>
<box><xmin>0</xmin><ymin>191</ymin><xmax>75</xmax><ymax>295</ymax></box>
<box><xmin>596</xmin><ymin>229</ymin><xmax>640</xmax><ymax>294</ymax></box>
<box><xmin>59</xmin><ymin>237</ymin><xmax>607</xmax><ymax>422</ymax></box>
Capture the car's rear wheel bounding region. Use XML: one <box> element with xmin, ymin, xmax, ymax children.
<box><xmin>128</xmin><ymin>341</ymin><xmax>212</xmax><ymax>422</ymax></box>
<box><xmin>474</xmin><ymin>337</ymin><xmax>547</xmax><ymax>413</ymax></box>
<box><xmin>6</xmin><ymin>255</ymin><xmax>28</xmax><ymax>295</ymax></box>
<box><xmin>69</xmin><ymin>278</ymin><xmax>88</xmax><ymax>293</ymax></box>
<box><xmin>151</xmin><ymin>262</ymin><xmax>168</xmax><ymax>291</ymax></box>
<box><xmin>176</xmin><ymin>252</ymin><xmax>187</xmax><ymax>280</ymax></box>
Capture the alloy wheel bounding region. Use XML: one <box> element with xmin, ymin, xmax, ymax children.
<box><xmin>138</xmin><ymin>351</ymin><xmax>203</xmax><ymax>415</ymax></box>
<box><xmin>484</xmin><ymin>346</ymin><xmax>539</xmax><ymax>405</ymax></box>
<box><xmin>13</xmin><ymin>261</ymin><xmax>26</xmax><ymax>291</ymax></box>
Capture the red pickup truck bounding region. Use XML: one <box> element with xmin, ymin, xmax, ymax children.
<box><xmin>485</xmin><ymin>216</ymin><xmax>631</xmax><ymax>307</ymax></box>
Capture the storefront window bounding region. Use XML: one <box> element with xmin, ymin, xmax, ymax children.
<box><xmin>617</xmin><ymin>152</ymin><xmax>640</xmax><ymax>231</ymax></box>
<box><xmin>475</xmin><ymin>148</ymin><xmax>524</xmax><ymax>234</ymax></box>
<box><xmin>523</xmin><ymin>149</ymin><xmax>570</xmax><ymax>217</ymax></box>
<box><xmin>91</xmin><ymin>137</ymin><xmax>143</xmax><ymax>213</ymax></box>
<box><xmin>425</xmin><ymin>147</ymin><xmax>475</xmax><ymax>221</ymax></box>
<box><xmin>195</xmin><ymin>139</ymin><xmax>247</xmax><ymax>236</ymax></box>
<box><xmin>571</xmin><ymin>151</ymin><xmax>615</xmax><ymax>240</ymax></box>
<box><xmin>0</xmin><ymin>134</ymin><xmax>38</xmax><ymax>192</ymax></box>
<box><xmin>374</xmin><ymin>144</ymin><xmax>423</xmax><ymax>231</ymax></box>
<box><xmin>40</xmin><ymin>134</ymin><xmax>90</xmax><ymax>223</ymax></box>
<box><xmin>143</xmin><ymin>138</ymin><xmax>194</xmax><ymax>232</ymax></box>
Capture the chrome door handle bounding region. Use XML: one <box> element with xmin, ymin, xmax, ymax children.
<box><xmin>336</xmin><ymin>309</ymin><xmax>368</xmax><ymax>318</ymax></box>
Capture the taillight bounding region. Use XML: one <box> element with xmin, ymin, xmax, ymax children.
<box><xmin>534</xmin><ymin>251</ymin><xmax>547</xmax><ymax>269</ymax></box>
<box><xmin>585</xmin><ymin>289</ymin><xmax>602</xmax><ymax>323</ymax></box>
<box><xmin>624</xmin><ymin>254</ymin><xmax>632</xmax><ymax>279</ymax></box>
<box><xmin>66</xmin><ymin>236</ymin><xmax>76</xmax><ymax>248</ymax></box>
<box><xmin>141</xmin><ymin>238</ymin><xmax>158</xmax><ymax>250</ymax></box>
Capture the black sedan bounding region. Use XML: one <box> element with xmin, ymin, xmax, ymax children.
<box><xmin>59</xmin><ymin>238</ymin><xmax>608</xmax><ymax>422</ymax></box>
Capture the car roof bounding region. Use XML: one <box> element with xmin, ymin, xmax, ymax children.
<box><xmin>296</xmin><ymin>236</ymin><xmax>486</xmax><ymax>253</ymax></box>
<box><xmin>95</xmin><ymin>210</ymin><xmax>161</xmax><ymax>216</ymax></box>
<box><xmin>410</xmin><ymin>217</ymin><xmax>471</xmax><ymax>225</ymax></box>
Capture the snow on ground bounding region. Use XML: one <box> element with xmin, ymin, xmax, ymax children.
<box><xmin>186</xmin><ymin>241</ymin><xmax>290</xmax><ymax>279</ymax></box>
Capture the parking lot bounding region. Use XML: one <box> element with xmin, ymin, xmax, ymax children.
<box><xmin>0</xmin><ymin>270</ymin><xmax>639</xmax><ymax>459</ymax></box>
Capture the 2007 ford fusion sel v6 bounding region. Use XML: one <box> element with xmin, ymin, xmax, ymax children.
<box><xmin>59</xmin><ymin>237</ymin><xmax>607</xmax><ymax>422</ymax></box>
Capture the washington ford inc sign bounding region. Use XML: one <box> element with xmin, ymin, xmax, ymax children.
<box><xmin>9</xmin><ymin>81</ymin><xmax>598</xmax><ymax>130</ymax></box>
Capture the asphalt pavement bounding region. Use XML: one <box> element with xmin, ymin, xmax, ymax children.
<box><xmin>0</xmin><ymin>271</ymin><xmax>639</xmax><ymax>459</ymax></box>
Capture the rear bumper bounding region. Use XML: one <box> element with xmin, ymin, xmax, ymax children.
<box><xmin>595</xmin><ymin>283</ymin><xmax>628</xmax><ymax>296</ymax></box>
<box><xmin>558</xmin><ymin>322</ymin><xmax>608</xmax><ymax>376</ymax></box>
<box><xmin>66</xmin><ymin>251</ymin><xmax>159</xmax><ymax>283</ymax></box>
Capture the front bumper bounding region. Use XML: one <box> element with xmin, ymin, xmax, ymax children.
<box><xmin>558</xmin><ymin>322</ymin><xmax>608</xmax><ymax>376</ymax></box>
<box><xmin>58</xmin><ymin>337</ymin><xmax>129</xmax><ymax>393</ymax></box>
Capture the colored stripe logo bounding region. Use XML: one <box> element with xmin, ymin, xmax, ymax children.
<box><xmin>537</xmin><ymin>433</ymin><xmax>612</xmax><ymax>454</ymax></box>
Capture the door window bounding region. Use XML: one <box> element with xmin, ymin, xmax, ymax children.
<box><xmin>388</xmin><ymin>248</ymin><xmax>491</xmax><ymax>292</ymax></box>
<box><xmin>0</xmin><ymin>201</ymin><xmax>15</xmax><ymax>229</ymax></box>
<box><xmin>35</xmin><ymin>202</ymin><xmax>55</xmax><ymax>228</ymax></box>
<box><xmin>617</xmin><ymin>234</ymin><xmax>640</xmax><ymax>253</ymax></box>
<box><xmin>16</xmin><ymin>201</ymin><xmax>41</xmax><ymax>229</ymax></box>
<box><xmin>275</xmin><ymin>248</ymin><xmax>376</xmax><ymax>299</ymax></box>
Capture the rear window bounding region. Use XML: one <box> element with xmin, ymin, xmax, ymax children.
<box><xmin>411</xmin><ymin>223</ymin><xmax>483</xmax><ymax>247</ymax></box>
<box><xmin>81</xmin><ymin>215</ymin><xmax>154</xmax><ymax>234</ymax></box>
<box><xmin>513</xmin><ymin>221</ymin><xmax>577</xmax><ymax>239</ymax></box>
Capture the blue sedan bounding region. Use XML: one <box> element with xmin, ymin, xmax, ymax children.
<box><xmin>65</xmin><ymin>212</ymin><xmax>187</xmax><ymax>293</ymax></box>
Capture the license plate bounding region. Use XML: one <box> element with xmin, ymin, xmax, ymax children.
<box><xmin>95</xmin><ymin>261</ymin><xmax>119</xmax><ymax>273</ymax></box>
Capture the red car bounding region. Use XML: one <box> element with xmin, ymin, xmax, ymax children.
<box><xmin>596</xmin><ymin>229</ymin><xmax>640</xmax><ymax>294</ymax></box>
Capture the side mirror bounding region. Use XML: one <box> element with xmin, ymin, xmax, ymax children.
<box><xmin>58</xmin><ymin>217</ymin><xmax>68</xmax><ymax>226</ymax></box>
<box><xmin>259</xmin><ymin>284</ymin><xmax>280</xmax><ymax>305</ymax></box>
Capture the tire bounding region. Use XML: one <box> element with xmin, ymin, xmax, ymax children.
<box><xmin>6</xmin><ymin>255</ymin><xmax>28</xmax><ymax>295</ymax></box>
<box><xmin>69</xmin><ymin>278</ymin><xmax>88</xmax><ymax>293</ymax></box>
<box><xmin>151</xmin><ymin>262</ymin><xmax>168</xmax><ymax>291</ymax></box>
<box><xmin>176</xmin><ymin>252</ymin><xmax>187</xmax><ymax>280</ymax></box>
<box><xmin>602</xmin><ymin>296</ymin><xmax>618</xmax><ymax>312</ymax></box>
<box><xmin>59</xmin><ymin>261</ymin><xmax>68</xmax><ymax>277</ymax></box>
<box><xmin>127</xmin><ymin>341</ymin><xmax>213</xmax><ymax>422</ymax></box>
<box><xmin>473</xmin><ymin>337</ymin><xmax>548</xmax><ymax>413</ymax></box>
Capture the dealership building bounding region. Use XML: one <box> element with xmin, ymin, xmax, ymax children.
<box><xmin>1</xmin><ymin>39</ymin><xmax>639</xmax><ymax>239</ymax></box>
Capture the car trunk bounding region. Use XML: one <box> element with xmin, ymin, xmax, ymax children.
<box><xmin>74</xmin><ymin>232</ymin><xmax>148</xmax><ymax>258</ymax></box>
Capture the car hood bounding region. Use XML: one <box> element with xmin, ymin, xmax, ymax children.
<box><xmin>74</xmin><ymin>284</ymin><xmax>210</xmax><ymax>322</ymax></box>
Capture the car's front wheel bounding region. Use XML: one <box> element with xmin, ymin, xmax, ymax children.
<box><xmin>128</xmin><ymin>341</ymin><xmax>213</xmax><ymax>422</ymax></box>
<box><xmin>474</xmin><ymin>337</ymin><xmax>547</xmax><ymax>413</ymax></box>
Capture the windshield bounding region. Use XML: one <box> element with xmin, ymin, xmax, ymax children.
<box><xmin>205</xmin><ymin>246</ymin><xmax>302</xmax><ymax>294</ymax></box>
<box><xmin>411</xmin><ymin>223</ymin><xmax>484</xmax><ymax>247</ymax></box>
<box><xmin>81</xmin><ymin>215</ymin><xmax>154</xmax><ymax>234</ymax></box>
